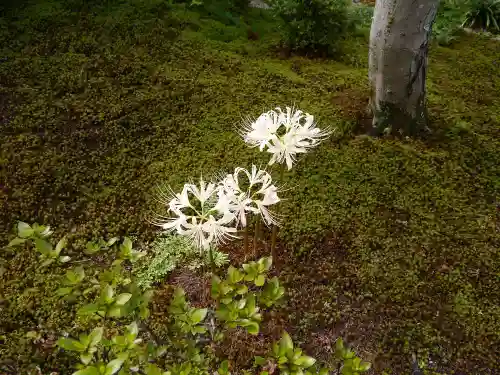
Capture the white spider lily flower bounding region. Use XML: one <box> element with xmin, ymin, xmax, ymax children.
<box><xmin>241</xmin><ymin>110</ymin><xmax>281</xmax><ymax>151</ymax></box>
<box><xmin>252</xmin><ymin>184</ymin><xmax>280</xmax><ymax>226</ymax></box>
<box><xmin>221</xmin><ymin>165</ymin><xmax>281</xmax><ymax>227</ymax></box>
<box><xmin>241</xmin><ymin>106</ymin><xmax>331</xmax><ymax>170</ymax></box>
<box><xmin>155</xmin><ymin>179</ymin><xmax>237</xmax><ymax>250</ymax></box>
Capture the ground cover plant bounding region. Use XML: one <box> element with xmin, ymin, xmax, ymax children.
<box><xmin>1</xmin><ymin>0</ymin><xmax>499</xmax><ymax>374</ymax></box>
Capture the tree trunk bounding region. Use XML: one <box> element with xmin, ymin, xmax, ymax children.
<box><xmin>369</xmin><ymin>0</ymin><xmax>440</xmax><ymax>136</ymax></box>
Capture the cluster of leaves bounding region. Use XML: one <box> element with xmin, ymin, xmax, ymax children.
<box><xmin>463</xmin><ymin>0</ymin><xmax>500</xmax><ymax>32</ymax></box>
<box><xmin>4</xmin><ymin>223</ymin><xmax>314</xmax><ymax>375</ymax></box>
<box><xmin>134</xmin><ymin>235</ymin><xmax>229</xmax><ymax>289</ymax></box>
<box><xmin>268</xmin><ymin>0</ymin><xmax>355</xmax><ymax>55</ymax></box>
<box><xmin>212</xmin><ymin>257</ymin><xmax>285</xmax><ymax>334</ymax></box>
<box><xmin>7</xmin><ymin>222</ymin><xmax>71</xmax><ymax>266</ymax></box>
<box><xmin>254</xmin><ymin>334</ymin><xmax>370</xmax><ymax>375</ymax></box>
<box><xmin>433</xmin><ymin>0</ymin><xmax>500</xmax><ymax>45</ymax></box>
<box><xmin>433</xmin><ymin>0</ymin><xmax>469</xmax><ymax>45</ymax></box>
<box><xmin>3</xmin><ymin>222</ymin><xmax>372</xmax><ymax>375</ymax></box>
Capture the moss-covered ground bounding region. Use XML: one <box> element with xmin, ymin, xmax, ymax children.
<box><xmin>0</xmin><ymin>1</ymin><xmax>499</xmax><ymax>374</ymax></box>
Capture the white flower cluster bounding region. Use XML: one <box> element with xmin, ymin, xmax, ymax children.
<box><xmin>241</xmin><ymin>106</ymin><xmax>331</xmax><ymax>170</ymax></box>
<box><xmin>155</xmin><ymin>165</ymin><xmax>280</xmax><ymax>250</ymax></box>
<box><xmin>156</xmin><ymin>106</ymin><xmax>330</xmax><ymax>251</ymax></box>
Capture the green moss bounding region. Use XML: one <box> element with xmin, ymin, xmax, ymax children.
<box><xmin>0</xmin><ymin>1</ymin><xmax>499</xmax><ymax>373</ymax></box>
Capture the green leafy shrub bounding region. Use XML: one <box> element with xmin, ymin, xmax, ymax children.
<box><xmin>3</xmin><ymin>222</ymin><xmax>370</xmax><ymax>375</ymax></box>
<box><xmin>268</xmin><ymin>0</ymin><xmax>354</xmax><ymax>55</ymax></box>
<box><xmin>433</xmin><ymin>0</ymin><xmax>468</xmax><ymax>45</ymax></box>
<box><xmin>134</xmin><ymin>235</ymin><xmax>229</xmax><ymax>289</ymax></box>
<box><xmin>463</xmin><ymin>0</ymin><xmax>500</xmax><ymax>32</ymax></box>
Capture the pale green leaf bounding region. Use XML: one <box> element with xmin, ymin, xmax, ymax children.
<box><xmin>359</xmin><ymin>361</ymin><xmax>371</xmax><ymax>371</ymax></box>
<box><xmin>6</xmin><ymin>237</ymin><xmax>26</xmax><ymax>247</ymax></box>
<box><xmin>105</xmin><ymin>358</ymin><xmax>124</xmax><ymax>375</ymax></box>
<box><xmin>55</xmin><ymin>236</ymin><xmax>67</xmax><ymax>255</ymax></box>
<box><xmin>191</xmin><ymin>308</ymin><xmax>208</xmax><ymax>324</ymax></box>
<box><xmin>78</xmin><ymin>303</ymin><xmax>99</xmax><ymax>316</ymax></box>
<box><xmin>88</xmin><ymin>327</ymin><xmax>103</xmax><ymax>347</ymax></box>
<box><xmin>254</xmin><ymin>274</ymin><xmax>265</xmax><ymax>287</ymax></box>
<box><xmin>18</xmin><ymin>222</ymin><xmax>34</xmax><ymax>238</ymax></box>
<box><xmin>107</xmin><ymin>237</ymin><xmax>119</xmax><ymax>246</ymax></box>
<box><xmin>254</xmin><ymin>356</ymin><xmax>266</xmax><ymax>366</ymax></box>
<box><xmin>73</xmin><ymin>366</ymin><xmax>100</xmax><ymax>375</ymax></box>
<box><xmin>56</xmin><ymin>287</ymin><xmax>74</xmax><ymax>296</ymax></box>
<box><xmin>34</xmin><ymin>238</ymin><xmax>52</xmax><ymax>255</ymax></box>
<box><xmin>59</xmin><ymin>255</ymin><xmax>71</xmax><ymax>263</ymax></box>
<box><xmin>57</xmin><ymin>338</ymin><xmax>86</xmax><ymax>352</ymax></box>
<box><xmin>100</xmin><ymin>284</ymin><xmax>114</xmax><ymax>304</ymax></box>
<box><xmin>127</xmin><ymin>322</ymin><xmax>138</xmax><ymax>337</ymax></box>
<box><xmin>40</xmin><ymin>258</ymin><xmax>54</xmax><ymax>267</ymax></box>
<box><xmin>296</xmin><ymin>356</ymin><xmax>316</xmax><ymax>368</ymax></box>
<box><xmin>114</xmin><ymin>293</ymin><xmax>132</xmax><ymax>306</ymax></box>
<box><xmin>80</xmin><ymin>352</ymin><xmax>94</xmax><ymax>365</ymax></box>
<box><xmin>279</xmin><ymin>332</ymin><xmax>294</xmax><ymax>355</ymax></box>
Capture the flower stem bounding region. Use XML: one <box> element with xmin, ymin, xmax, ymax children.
<box><xmin>209</xmin><ymin>246</ymin><xmax>216</xmax><ymax>275</ymax></box>
<box><xmin>244</xmin><ymin>223</ymin><xmax>249</xmax><ymax>260</ymax></box>
<box><xmin>270</xmin><ymin>164</ymin><xmax>285</xmax><ymax>258</ymax></box>
<box><xmin>253</xmin><ymin>219</ymin><xmax>260</xmax><ymax>258</ymax></box>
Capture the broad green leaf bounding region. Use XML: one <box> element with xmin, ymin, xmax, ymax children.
<box><xmin>191</xmin><ymin>308</ymin><xmax>208</xmax><ymax>324</ymax></box>
<box><xmin>211</xmin><ymin>275</ymin><xmax>221</xmax><ymax>296</ymax></box>
<box><xmin>127</xmin><ymin>322</ymin><xmax>138</xmax><ymax>337</ymax></box>
<box><xmin>85</xmin><ymin>242</ymin><xmax>100</xmax><ymax>255</ymax></box>
<box><xmin>6</xmin><ymin>237</ymin><xmax>26</xmax><ymax>247</ymax></box>
<box><xmin>279</xmin><ymin>332</ymin><xmax>294</xmax><ymax>355</ymax></box>
<box><xmin>105</xmin><ymin>358</ymin><xmax>124</xmax><ymax>375</ymax></box>
<box><xmin>114</xmin><ymin>293</ymin><xmax>132</xmax><ymax>306</ymax></box>
<box><xmin>59</xmin><ymin>255</ymin><xmax>71</xmax><ymax>263</ymax></box>
<box><xmin>236</xmin><ymin>285</ymin><xmax>248</xmax><ymax>295</ymax></box>
<box><xmin>80</xmin><ymin>352</ymin><xmax>94</xmax><ymax>365</ymax></box>
<box><xmin>57</xmin><ymin>338</ymin><xmax>86</xmax><ymax>352</ymax></box>
<box><xmin>254</xmin><ymin>274</ymin><xmax>265</xmax><ymax>287</ymax></box>
<box><xmin>78</xmin><ymin>303</ymin><xmax>99</xmax><ymax>316</ymax></box>
<box><xmin>40</xmin><ymin>258</ymin><xmax>54</xmax><ymax>267</ymax></box>
<box><xmin>88</xmin><ymin>327</ymin><xmax>104</xmax><ymax>347</ymax></box>
<box><xmin>34</xmin><ymin>238</ymin><xmax>52</xmax><ymax>255</ymax></box>
<box><xmin>296</xmin><ymin>356</ymin><xmax>316</xmax><ymax>368</ymax></box>
<box><xmin>71</xmin><ymin>266</ymin><xmax>85</xmax><ymax>283</ymax></box>
<box><xmin>359</xmin><ymin>361</ymin><xmax>371</xmax><ymax>371</ymax></box>
<box><xmin>37</xmin><ymin>225</ymin><xmax>53</xmax><ymax>238</ymax></box>
<box><xmin>145</xmin><ymin>364</ymin><xmax>167</xmax><ymax>375</ymax></box>
<box><xmin>218</xmin><ymin>360</ymin><xmax>230</xmax><ymax>375</ymax></box>
<box><xmin>245</xmin><ymin>294</ymin><xmax>256</xmax><ymax>312</ymax></box>
<box><xmin>55</xmin><ymin>236</ymin><xmax>67</xmax><ymax>255</ymax></box>
<box><xmin>107</xmin><ymin>237</ymin><xmax>119</xmax><ymax>246</ymax></box>
<box><xmin>254</xmin><ymin>356</ymin><xmax>266</xmax><ymax>366</ymax></box>
<box><xmin>191</xmin><ymin>325</ymin><xmax>207</xmax><ymax>334</ymax></box>
<box><xmin>120</xmin><ymin>238</ymin><xmax>132</xmax><ymax>256</ymax></box>
<box><xmin>100</xmin><ymin>284</ymin><xmax>114</xmax><ymax>304</ymax></box>
<box><xmin>227</xmin><ymin>266</ymin><xmax>242</xmax><ymax>283</ymax></box>
<box><xmin>56</xmin><ymin>287</ymin><xmax>74</xmax><ymax>296</ymax></box>
<box><xmin>18</xmin><ymin>222</ymin><xmax>34</xmax><ymax>238</ymax></box>
<box><xmin>107</xmin><ymin>306</ymin><xmax>122</xmax><ymax>318</ymax></box>
<box><xmin>258</xmin><ymin>257</ymin><xmax>272</xmax><ymax>272</ymax></box>
<box><xmin>73</xmin><ymin>366</ymin><xmax>100</xmax><ymax>375</ymax></box>
<box><xmin>240</xmin><ymin>319</ymin><xmax>259</xmax><ymax>335</ymax></box>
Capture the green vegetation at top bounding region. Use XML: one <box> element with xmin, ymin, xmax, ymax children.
<box><xmin>0</xmin><ymin>0</ymin><xmax>499</xmax><ymax>374</ymax></box>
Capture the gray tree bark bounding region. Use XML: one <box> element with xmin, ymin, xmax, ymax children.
<box><xmin>369</xmin><ymin>0</ymin><xmax>440</xmax><ymax>135</ymax></box>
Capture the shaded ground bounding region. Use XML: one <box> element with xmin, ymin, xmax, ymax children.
<box><xmin>0</xmin><ymin>1</ymin><xmax>499</xmax><ymax>374</ymax></box>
